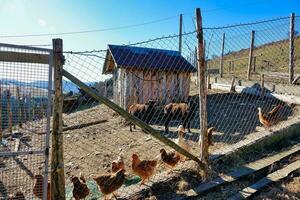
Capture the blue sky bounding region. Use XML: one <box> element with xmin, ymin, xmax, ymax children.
<box><xmin>0</xmin><ymin>0</ymin><xmax>299</xmax><ymax>51</ymax></box>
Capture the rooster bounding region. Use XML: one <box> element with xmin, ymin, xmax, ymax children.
<box><xmin>131</xmin><ymin>154</ymin><xmax>157</xmax><ymax>185</ymax></box>
<box><xmin>71</xmin><ymin>174</ymin><xmax>90</xmax><ymax>200</ymax></box>
<box><xmin>258</xmin><ymin>104</ymin><xmax>283</xmax><ymax>128</ymax></box>
<box><xmin>93</xmin><ymin>169</ymin><xmax>126</xmax><ymax>200</ymax></box>
<box><xmin>207</xmin><ymin>127</ymin><xmax>216</xmax><ymax>146</ymax></box>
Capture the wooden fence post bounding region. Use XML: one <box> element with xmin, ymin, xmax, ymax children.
<box><xmin>220</xmin><ymin>33</ymin><xmax>225</xmax><ymax>78</ymax></box>
<box><xmin>179</xmin><ymin>14</ymin><xmax>183</xmax><ymax>54</ymax></box>
<box><xmin>0</xmin><ymin>83</ymin><xmax>2</xmax><ymax>140</ymax></box>
<box><xmin>7</xmin><ymin>90</ymin><xmax>12</xmax><ymax>134</ymax></box>
<box><xmin>51</xmin><ymin>38</ymin><xmax>65</xmax><ymax>200</ymax></box>
<box><xmin>16</xmin><ymin>87</ymin><xmax>22</xmax><ymax>128</ymax></box>
<box><xmin>247</xmin><ymin>30</ymin><xmax>255</xmax><ymax>80</ymax></box>
<box><xmin>253</xmin><ymin>56</ymin><xmax>256</xmax><ymax>73</ymax></box>
<box><xmin>196</xmin><ymin>8</ymin><xmax>208</xmax><ymax>166</ymax></box>
<box><xmin>289</xmin><ymin>13</ymin><xmax>295</xmax><ymax>84</ymax></box>
<box><xmin>260</xmin><ymin>74</ymin><xmax>265</xmax><ymax>98</ymax></box>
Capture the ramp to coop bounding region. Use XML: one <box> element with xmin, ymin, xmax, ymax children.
<box><xmin>0</xmin><ymin>43</ymin><xmax>52</xmax><ymax>199</ymax></box>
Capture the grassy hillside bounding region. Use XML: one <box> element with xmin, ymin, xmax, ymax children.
<box><xmin>207</xmin><ymin>36</ymin><xmax>300</xmax><ymax>82</ymax></box>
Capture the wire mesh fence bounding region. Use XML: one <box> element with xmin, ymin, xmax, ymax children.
<box><xmin>0</xmin><ymin>44</ymin><xmax>52</xmax><ymax>199</ymax></box>
<box><xmin>1</xmin><ymin>13</ymin><xmax>300</xmax><ymax>200</ymax></box>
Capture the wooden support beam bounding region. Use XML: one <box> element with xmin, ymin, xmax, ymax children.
<box><xmin>289</xmin><ymin>13</ymin><xmax>295</xmax><ymax>84</ymax></box>
<box><xmin>247</xmin><ymin>30</ymin><xmax>255</xmax><ymax>80</ymax></box>
<box><xmin>179</xmin><ymin>14</ymin><xmax>183</xmax><ymax>54</ymax></box>
<box><xmin>0</xmin><ymin>51</ymin><xmax>49</xmax><ymax>64</ymax></box>
<box><xmin>51</xmin><ymin>39</ymin><xmax>65</xmax><ymax>200</ymax></box>
<box><xmin>229</xmin><ymin>160</ymin><xmax>300</xmax><ymax>200</ymax></box>
<box><xmin>220</xmin><ymin>33</ymin><xmax>225</xmax><ymax>78</ymax></box>
<box><xmin>196</xmin><ymin>8</ymin><xmax>208</xmax><ymax>165</ymax></box>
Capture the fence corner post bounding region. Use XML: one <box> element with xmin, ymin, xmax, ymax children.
<box><xmin>196</xmin><ymin>8</ymin><xmax>208</xmax><ymax>167</ymax></box>
<box><xmin>289</xmin><ymin>13</ymin><xmax>295</xmax><ymax>84</ymax></box>
<box><xmin>51</xmin><ymin>38</ymin><xmax>66</xmax><ymax>200</ymax></box>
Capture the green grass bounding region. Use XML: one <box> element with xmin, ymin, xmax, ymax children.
<box><xmin>207</xmin><ymin>36</ymin><xmax>300</xmax><ymax>81</ymax></box>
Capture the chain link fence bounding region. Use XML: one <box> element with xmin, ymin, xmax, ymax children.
<box><xmin>1</xmin><ymin>14</ymin><xmax>300</xmax><ymax>200</ymax></box>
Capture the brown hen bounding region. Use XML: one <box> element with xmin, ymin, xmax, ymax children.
<box><xmin>93</xmin><ymin>169</ymin><xmax>126</xmax><ymax>200</ymax></box>
<box><xmin>160</xmin><ymin>149</ymin><xmax>181</xmax><ymax>171</ymax></box>
<box><xmin>33</xmin><ymin>174</ymin><xmax>51</xmax><ymax>200</ymax></box>
<box><xmin>258</xmin><ymin>104</ymin><xmax>283</xmax><ymax>128</ymax></box>
<box><xmin>71</xmin><ymin>174</ymin><xmax>90</xmax><ymax>200</ymax></box>
<box><xmin>8</xmin><ymin>191</ymin><xmax>25</xmax><ymax>200</ymax></box>
<box><xmin>132</xmin><ymin>153</ymin><xmax>157</xmax><ymax>185</ymax></box>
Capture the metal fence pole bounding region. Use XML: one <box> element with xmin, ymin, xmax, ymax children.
<box><xmin>179</xmin><ymin>14</ymin><xmax>183</xmax><ymax>54</ymax></box>
<box><xmin>51</xmin><ymin>38</ymin><xmax>65</xmax><ymax>200</ymax></box>
<box><xmin>196</xmin><ymin>8</ymin><xmax>208</xmax><ymax>165</ymax></box>
<box><xmin>289</xmin><ymin>13</ymin><xmax>295</xmax><ymax>84</ymax></box>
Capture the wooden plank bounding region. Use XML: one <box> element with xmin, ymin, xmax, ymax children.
<box><xmin>228</xmin><ymin>159</ymin><xmax>300</xmax><ymax>200</ymax></box>
<box><xmin>51</xmin><ymin>39</ymin><xmax>66</xmax><ymax>200</ymax></box>
<box><xmin>289</xmin><ymin>13</ymin><xmax>295</xmax><ymax>84</ymax></box>
<box><xmin>161</xmin><ymin>72</ymin><xmax>167</xmax><ymax>104</ymax></box>
<box><xmin>186</xmin><ymin>144</ymin><xmax>300</xmax><ymax>196</ymax></box>
<box><xmin>247</xmin><ymin>30</ymin><xmax>255</xmax><ymax>80</ymax></box>
<box><xmin>166</xmin><ymin>72</ymin><xmax>172</xmax><ymax>104</ymax></box>
<box><xmin>0</xmin><ymin>51</ymin><xmax>49</xmax><ymax>64</ymax></box>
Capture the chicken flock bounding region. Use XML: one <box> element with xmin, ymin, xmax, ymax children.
<box><xmin>8</xmin><ymin>104</ymin><xmax>285</xmax><ymax>200</ymax></box>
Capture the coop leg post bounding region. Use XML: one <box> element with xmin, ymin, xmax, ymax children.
<box><xmin>247</xmin><ymin>30</ymin><xmax>255</xmax><ymax>81</ymax></box>
<box><xmin>230</xmin><ymin>76</ymin><xmax>236</xmax><ymax>93</ymax></box>
<box><xmin>51</xmin><ymin>38</ymin><xmax>66</xmax><ymax>200</ymax></box>
<box><xmin>196</xmin><ymin>8</ymin><xmax>209</xmax><ymax>168</ymax></box>
<box><xmin>289</xmin><ymin>13</ymin><xmax>295</xmax><ymax>84</ymax></box>
<box><xmin>207</xmin><ymin>74</ymin><xmax>211</xmax><ymax>89</ymax></box>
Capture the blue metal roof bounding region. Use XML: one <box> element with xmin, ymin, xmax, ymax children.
<box><xmin>106</xmin><ymin>44</ymin><xmax>197</xmax><ymax>72</ymax></box>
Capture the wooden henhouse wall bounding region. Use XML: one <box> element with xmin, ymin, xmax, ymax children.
<box><xmin>113</xmin><ymin>68</ymin><xmax>190</xmax><ymax>109</ymax></box>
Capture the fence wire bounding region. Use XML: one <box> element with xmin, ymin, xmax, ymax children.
<box><xmin>0</xmin><ymin>44</ymin><xmax>51</xmax><ymax>199</ymax></box>
<box><xmin>1</xmin><ymin>14</ymin><xmax>300</xmax><ymax>200</ymax></box>
<box><xmin>60</xmin><ymin>15</ymin><xmax>300</xmax><ymax>199</ymax></box>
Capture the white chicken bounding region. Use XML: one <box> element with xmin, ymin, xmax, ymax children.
<box><xmin>175</xmin><ymin>125</ymin><xmax>192</xmax><ymax>161</ymax></box>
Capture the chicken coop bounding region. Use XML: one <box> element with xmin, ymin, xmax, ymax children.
<box><xmin>102</xmin><ymin>45</ymin><xmax>197</xmax><ymax>109</ymax></box>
